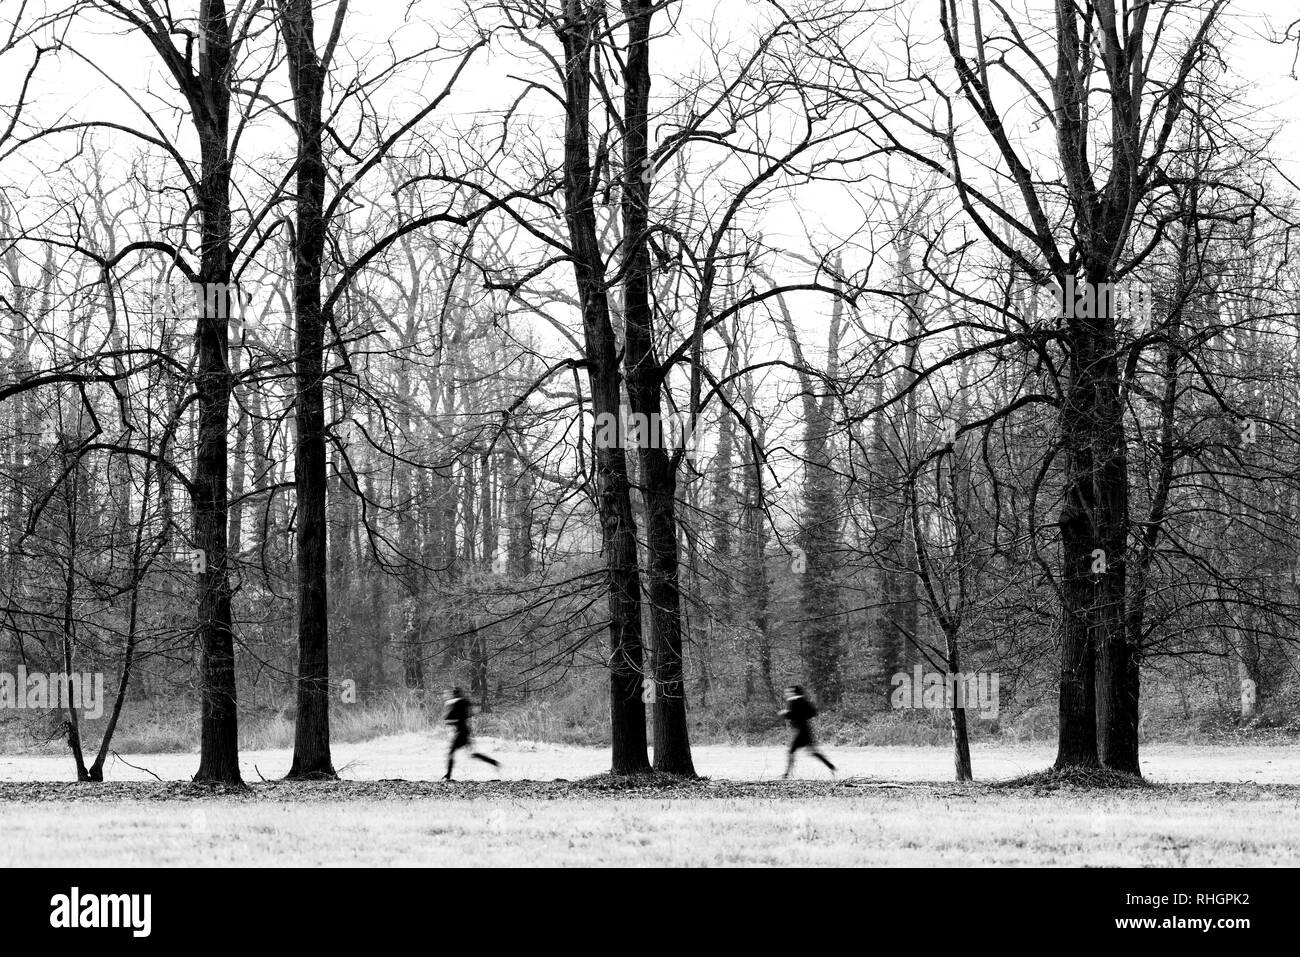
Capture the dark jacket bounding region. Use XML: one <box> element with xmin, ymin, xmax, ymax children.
<box><xmin>782</xmin><ymin>694</ymin><xmax>816</xmax><ymax>730</ymax></box>
<box><xmin>444</xmin><ymin>696</ymin><xmax>471</xmax><ymax>731</ymax></box>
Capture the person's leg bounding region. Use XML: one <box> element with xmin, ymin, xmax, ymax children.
<box><xmin>784</xmin><ymin>727</ymin><xmax>812</xmax><ymax>779</ymax></box>
<box><xmin>471</xmin><ymin>751</ymin><xmax>501</xmax><ymax>769</ymax></box>
<box><xmin>812</xmin><ymin>748</ymin><xmax>836</xmax><ymax>774</ymax></box>
<box><xmin>445</xmin><ymin>730</ymin><xmax>467</xmax><ymax>780</ymax></box>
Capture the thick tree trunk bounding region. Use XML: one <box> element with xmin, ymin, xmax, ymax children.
<box><xmin>1097</xmin><ymin>636</ymin><xmax>1140</xmax><ymax>772</ymax></box>
<box><xmin>281</xmin><ymin>0</ymin><xmax>337</xmax><ymax>779</ymax></box>
<box><xmin>1092</xmin><ymin>309</ymin><xmax>1138</xmax><ymax>775</ymax></box>
<box><xmin>558</xmin><ymin>2</ymin><xmax>649</xmax><ymax>774</ymax></box>
<box><xmin>620</xmin><ymin>0</ymin><xmax>693</xmax><ymax>775</ymax></box>
<box><xmin>640</xmin><ymin>457</ymin><xmax>694</xmax><ymax>774</ymax></box>
<box><xmin>192</xmin><ymin>1</ymin><xmax>241</xmax><ymax>785</ymax></box>
<box><xmin>192</xmin><ymin>267</ymin><xmax>240</xmax><ymax>785</ymax></box>
<box><xmin>1054</xmin><ymin>273</ymin><xmax>1130</xmax><ymax>772</ymax></box>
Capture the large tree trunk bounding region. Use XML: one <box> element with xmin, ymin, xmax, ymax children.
<box><xmin>558</xmin><ymin>1</ymin><xmax>649</xmax><ymax>773</ymax></box>
<box><xmin>281</xmin><ymin>0</ymin><xmax>337</xmax><ymax>779</ymax></box>
<box><xmin>639</xmin><ymin>456</ymin><xmax>693</xmax><ymax>773</ymax></box>
<box><xmin>1054</xmin><ymin>270</ymin><xmax>1130</xmax><ymax>772</ymax></box>
<box><xmin>192</xmin><ymin>2</ymin><xmax>241</xmax><ymax>785</ymax></box>
<box><xmin>1092</xmin><ymin>293</ymin><xmax>1139</xmax><ymax>775</ymax></box>
<box><xmin>620</xmin><ymin>0</ymin><xmax>693</xmax><ymax>775</ymax></box>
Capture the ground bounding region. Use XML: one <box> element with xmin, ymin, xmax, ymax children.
<box><xmin>2</xmin><ymin>738</ymin><xmax>1298</xmax><ymax>866</ymax></box>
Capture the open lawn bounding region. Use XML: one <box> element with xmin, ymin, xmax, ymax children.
<box><xmin>2</xmin><ymin>739</ymin><xmax>1298</xmax><ymax>866</ymax></box>
<box><xmin>3</xmin><ymin>735</ymin><xmax>1299</xmax><ymax>784</ymax></box>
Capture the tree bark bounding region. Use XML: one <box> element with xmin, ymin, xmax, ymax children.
<box><xmin>1054</xmin><ymin>271</ymin><xmax>1128</xmax><ymax>772</ymax></box>
<box><xmin>619</xmin><ymin>0</ymin><xmax>693</xmax><ymax>775</ymax></box>
<box><xmin>280</xmin><ymin>0</ymin><xmax>338</xmax><ymax>779</ymax></box>
<box><xmin>191</xmin><ymin>1</ymin><xmax>241</xmax><ymax>785</ymax></box>
<box><xmin>557</xmin><ymin>0</ymin><xmax>650</xmax><ymax>773</ymax></box>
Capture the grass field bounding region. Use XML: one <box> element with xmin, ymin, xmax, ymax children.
<box><xmin>2</xmin><ymin>737</ymin><xmax>1299</xmax><ymax>866</ymax></box>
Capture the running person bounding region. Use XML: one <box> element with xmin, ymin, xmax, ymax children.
<box><xmin>779</xmin><ymin>685</ymin><xmax>836</xmax><ymax>779</ymax></box>
<box><xmin>442</xmin><ymin>687</ymin><xmax>501</xmax><ymax>781</ymax></box>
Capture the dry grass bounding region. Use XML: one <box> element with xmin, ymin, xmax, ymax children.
<box><xmin>1</xmin><ymin>777</ymin><xmax>1297</xmax><ymax>866</ymax></box>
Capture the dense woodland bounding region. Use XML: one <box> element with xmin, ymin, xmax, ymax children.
<box><xmin>1</xmin><ymin>0</ymin><xmax>1299</xmax><ymax>783</ymax></box>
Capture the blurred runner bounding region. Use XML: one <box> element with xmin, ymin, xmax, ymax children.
<box><xmin>780</xmin><ymin>684</ymin><xmax>836</xmax><ymax>779</ymax></box>
<box><xmin>442</xmin><ymin>687</ymin><xmax>501</xmax><ymax>781</ymax></box>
